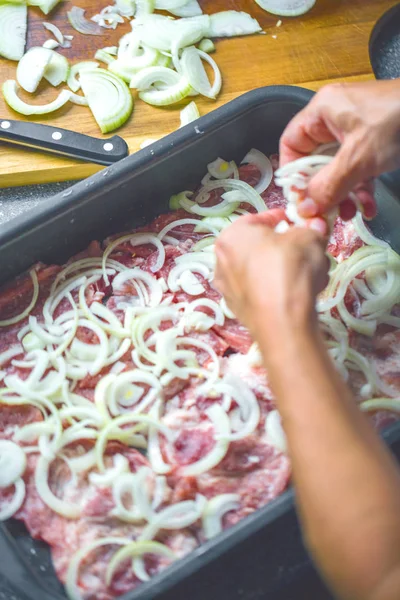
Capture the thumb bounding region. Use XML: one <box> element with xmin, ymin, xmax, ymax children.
<box><xmin>305</xmin><ymin>138</ymin><xmax>374</xmax><ymax>215</ymax></box>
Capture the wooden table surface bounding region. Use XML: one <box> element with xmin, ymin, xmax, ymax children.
<box><xmin>0</xmin><ymin>0</ymin><xmax>397</xmax><ymax>187</ymax></box>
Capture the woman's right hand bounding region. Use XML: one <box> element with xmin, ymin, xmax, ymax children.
<box><xmin>279</xmin><ymin>80</ymin><xmax>400</xmax><ymax>221</ymax></box>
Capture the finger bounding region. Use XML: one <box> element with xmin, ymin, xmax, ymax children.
<box><xmin>279</xmin><ymin>102</ymin><xmax>337</xmax><ymax>166</ymax></box>
<box><xmin>307</xmin><ymin>138</ymin><xmax>375</xmax><ymax>213</ymax></box>
<box><xmin>339</xmin><ymin>197</ymin><xmax>357</xmax><ymax>221</ymax></box>
<box><xmin>353</xmin><ymin>183</ymin><xmax>377</xmax><ymax>220</ymax></box>
<box><xmin>305</xmin><ymin>217</ymin><xmax>329</xmax><ymax>237</ymax></box>
<box><xmin>246</xmin><ymin>208</ymin><xmax>289</xmax><ymax>228</ymax></box>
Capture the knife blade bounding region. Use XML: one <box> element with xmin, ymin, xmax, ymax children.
<box><xmin>0</xmin><ymin>118</ymin><xmax>129</xmax><ymax>166</ymax></box>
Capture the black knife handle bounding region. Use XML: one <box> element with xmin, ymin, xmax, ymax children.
<box><xmin>0</xmin><ymin>119</ymin><xmax>129</xmax><ymax>166</ymax></box>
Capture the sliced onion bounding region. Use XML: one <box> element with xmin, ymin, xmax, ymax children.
<box><xmin>17</xmin><ymin>46</ymin><xmax>52</xmax><ymax>93</ymax></box>
<box><xmin>131</xmin><ymin>68</ymin><xmax>191</xmax><ymax>106</ymax></box>
<box><xmin>43</xmin><ymin>21</ymin><xmax>64</xmax><ymax>44</ymax></box>
<box><xmin>198</xmin><ymin>38</ymin><xmax>215</xmax><ymax>53</ymax></box>
<box><xmin>94</xmin><ymin>48</ymin><xmax>115</xmax><ymax>65</ymax></box>
<box><xmin>241</xmin><ymin>149</ymin><xmax>273</xmax><ymax>194</ymax></box>
<box><xmin>130</xmin><ymin>233</ymin><xmax>166</xmax><ymax>273</ymax></box>
<box><xmin>195</xmin><ymin>178</ymin><xmax>266</xmax><ymax>213</ymax></box>
<box><xmin>154</xmin><ymin>0</ymin><xmax>188</xmax><ymax>10</ymax></box>
<box><xmin>69</xmin><ymin>91</ymin><xmax>89</xmax><ymax>106</ymax></box>
<box><xmin>107</xmin><ymin>541</ymin><xmax>174</xmax><ymax>585</ymax></box>
<box><xmin>265</xmin><ymin>409</ymin><xmax>287</xmax><ymax>453</ymax></box>
<box><xmin>148</xmin><ymin>401</ymin><xmax>171</xmax><ymax>474</ymax></box>
<box><xmin>28</xmin><ymin>0</ymin><xmax>62</xmax><ymax>15</ymax></box>
<box><xmin>353</xmin><ymin>212</ymin><xmax>389</xmax><ymax>249</ymax></box>
<box><xmin>0</xmin><ymin>270</ymin><xmax>38</xmax><ymax>327</ymax></box>
<box><xmin>3</xmin><ymin>80</ymin><xmax>71</xmax><ymax>116</ymax></box>
<box><xmin>169</xmin><ymin>0</ymin><xmax>202</xmax><ymax>17</ymax></box>
<box><xmin>43</xmin><ymin>39</ymin><xmax>59</xmax><ymax>49</ymax></box>
<box><xmin>67</xmin><ymin>6</ymin><xmax>104</xmax><ymax>35</ymax></box>
<box><xmin>208</xmin><ymin>11</ymin><xmax>261</xmax><ymax>37</ymax></box>
<box><xmin>35</xmin><ymin>456</ymin><xmax>81</xmax><ymax>518</ymax></box>
<box><xmin>80</xmin><ymin>68</ymin><xmax>133</xmax><ymax>133</ymax></box>
<box><xmin>66</xmin><ymin>538</ymin><xmax>132</xmax><ymax>600</ymax></box>
<box><xmin>206</xmin><ymin>158</ymin><xmax>238</xmax><ymax>180</ymax></box>
<box><xmin>180</xmin><ymin>46</ymin><xmax>221</xmax><ymax>99</ymax></box>
<box><xmin>0</xmin><ymin>440</ymin><xmax>27</xmax><ymax>487</ymax></box>
<box><xmin>0</xmin><ymin>478</ymin><xmax>26</xmax><ymax>521</ymax></box>
<box><xmin>109</xmin><ymin>46</ymin><xmax>159</xmax><ymax>82</ymax></box>
<box><xmin>134</xmin><ymin>0</ymin><xmax>155</xmax><ymax>20</ymax></box>
<box><xmin>152</xmin><ymin>475</ymin><xmax>168</xmax><ymax>510</ymax></box>
<box><xmin>360</xmin><ymin>398</ymin><xmax>400</xmax><ymax>414</ymax></box>
<box><xmin>202</xmin><ymin>493</ymin><xmax>240</xmax><ymax>539</ymax></box>
<box><xmin>180</xmin><ymin>100</ymin><xmax>200</xmax><ymax>127</ymax></box>
<box><xmin>67</xmin><ymin>61</ymin><xmax>99</xmax><ymax>93</ymax></box>
<box><xmin>181</xmin><ymin>405</ymin><xmax>230</xmax><ymax>476</ymax></box>
<box><xmin>89</xmin><ymin>453</ymin><xmax>129</xmax><ymax>486</ymax></box>
<box><xmin>113</xmin><ymin>269</ymin><xmax>163</xmax><ymax>307</ymax></box>
<box><xmin>0</xmin><ymin>3</ymin><xmax>27</xmax><ymax>61</ymax></box>
<box><xmin>157</xmin><ymin>218</ymin><xmax>218</xmax><ymax>241</ymax></box>
<box><xmin>0</xmin><ymin>345</ymin><xmax>23</xmax><ymax>366</ymax></box>
<box><xmin>133</xmin><ymin>14</ymin><xmax>210</xmax><ymax>52</ymax></box>
<box><xmin>96</xmin><ymin>413</ymin><xmax>174</xmax><ymax>471</ymax></box>
<box><xmin>168</xmin><ymin>261</ymin><xmax>210</xmax><ymax>294</ymax></box>
<box><xmin>44</xmin><ymin>51</ymin><xmax>70</xmax><ymax>87</ymax></box>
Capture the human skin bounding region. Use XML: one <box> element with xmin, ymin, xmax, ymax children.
<box><xmin>214</xmin><ymin>205</ymin><xmax>400</xmax><ymax>599</ymax></box>
<box><xmin>279</xmin><ymin>80</ymin><xmax>400</xmax><ymax>233</ymax></box>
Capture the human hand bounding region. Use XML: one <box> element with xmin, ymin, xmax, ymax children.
<box><xmin>279</xmin><ymin>80</ymin><xmax>400</xmax><ymax>222</ymax></box>
<box><xmin>214</xmin><ymin>209</ymin><xmax>329</xmax><ymax>348</ymax></box>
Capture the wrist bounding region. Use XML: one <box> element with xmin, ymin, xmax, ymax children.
<box><xmin>247</xmin><ymin>281</ymin><xmax>318</xmax><ymax>357</ymax></box>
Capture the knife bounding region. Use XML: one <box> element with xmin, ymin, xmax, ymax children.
<box><xmin>0</xmin><ymin>118</ymin><xmax>129</xmax><ymax>166</ymax></box>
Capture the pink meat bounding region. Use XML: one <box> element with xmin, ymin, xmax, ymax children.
<box><xmin>213</xmin><ymin>320</ymin><xmax>252</xmax><ymax>354</ymax></box>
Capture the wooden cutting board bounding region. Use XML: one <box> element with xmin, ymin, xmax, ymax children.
<box><xmin>0</xmin><ymin>0</ymin><xmax>396</xmax><ymax>187</ymax></box>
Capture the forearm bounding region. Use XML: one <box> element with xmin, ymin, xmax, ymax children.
<box><xmin>255</xmin><ymin>315</ymin><xmax>400</xmax><ymax>600</ymax></box>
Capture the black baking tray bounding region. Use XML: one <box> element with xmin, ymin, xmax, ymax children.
<box><xmin>1</xmin><ymin>85</ymin><xmax>400</xmax><ymax>600</ymax></box>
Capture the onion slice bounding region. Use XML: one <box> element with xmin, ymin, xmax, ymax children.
<box><xmin>67</xmin><ymin>6</ymin><xmax>104</xmax><ymax>36</ymax></box>
<box><xmin>241</xmin><ymin>149</ymin><xmax>273</xmax><ymax>194</ymax></box>
<box><xmin>208</xmin><ymin>11</ymin><xmax>261</xmax><ymax>37</ymax></box>
<box><xmin>66</xmin><ymin>538</ymin><xmax>131</xmax><ymax>600</ymax></box>
<box><xmin>44</xmin><ymin>51</ymin><xmax>70</xmax><ymax>87</ymax></box>
<box><xmin>67</xmin><ymin>61</ymin><xmax>99</xmax><ymax>93</ymax></box>
<box><xmin>202</xmin><ymin>494</ymin><xmax>240</xmax><ymax>539</ymax></box>
<box><xmin>265</xmin><ymin>409</ymin><xmax>287</xmax><ymax>453</ymax></box>
<box><xmin>17</xmin><ymin>46</ymin><xmax>53</xmax><ymax>93</ymax></box>
<box><xmin>0</xmin><ymin>270</ymin><xmax>39</xmax><ymax>326</ymax></box>
<box><xmin>180</xmin><ymin>100</ymin><xmax>200</xmax><ymax>127</ymax></box>
<box><xmin>0</xmin><ymin>440</ymin><xmax>27</xmax><ymax>487</ymax></box>
<box><xmin>0</xmin><ymin>478</ymin><xmax>26</xmax><ymax>521</ymax></box>
<box><xmin>106</xmin><ymin>541</ymin><xmax>174</xmax><ymax>585</ymax></box>
<box><xmin>35</xmin><ymin>456</ymin><xmax>81</xmax><ymax>518</ymax></box>
<box><xmin>0</xmin><ymin>3</ymin><xmax>27</xmax><ymax>61</ymax></box>
<box><xmin>180</xmin><ymin>46</ymin><xmax>221</xmax><ymax>99</ymax></box>
<box><xmin>80</xmin><ymin>68</ymin><xmax>133</xmax><ymax>133</ymax></box>
<box><xmin>3</xmin><ymin>80</ymin><xmax>71</xmax><ymax>116</ymax></box>
<box><xmin>181</xmin><ymin>405</ymin><xmax>230</xmax><ymax>476</ymax></box>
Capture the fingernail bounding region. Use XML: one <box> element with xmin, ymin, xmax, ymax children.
<box><xmin>298</xmin><ymin>197</ymin><xmax>318</xmax><ymax>218</ymax></box>
<box><xmin>363</xmin><ymin>200</ymin><xmax>377</xmax><ymax>221</ymax></box>
<box><xmin>309</xmin><ymin>218</ymin><xmax>328</xmax><ymax>236</ymax></box>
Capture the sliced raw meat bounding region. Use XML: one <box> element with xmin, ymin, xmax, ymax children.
<box><xmin>213</xmin><ymin>320</ymin><xmax>252</xmax><ymax>354</ymax></box>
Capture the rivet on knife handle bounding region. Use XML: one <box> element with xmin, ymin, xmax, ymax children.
<box><xmin>0</xmin><ymin>119</ymin><xmax>129</xmax><ymax>165</ymax></box>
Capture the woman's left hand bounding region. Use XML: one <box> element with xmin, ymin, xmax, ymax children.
<box><xmin>214</xmin><ymin>209</ymin><xmax>329</xmax><ymax>349</ymax></box>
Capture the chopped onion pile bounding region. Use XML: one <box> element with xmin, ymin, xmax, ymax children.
<box><xmin>0</xmin><ymin>150</ymin><xmax>399</xmax><ymax>600</ymax></box>
<box><xmin>0</xmin><ymin>5</ymin><xmax>262</xmax><ymax>133</ymax></box>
